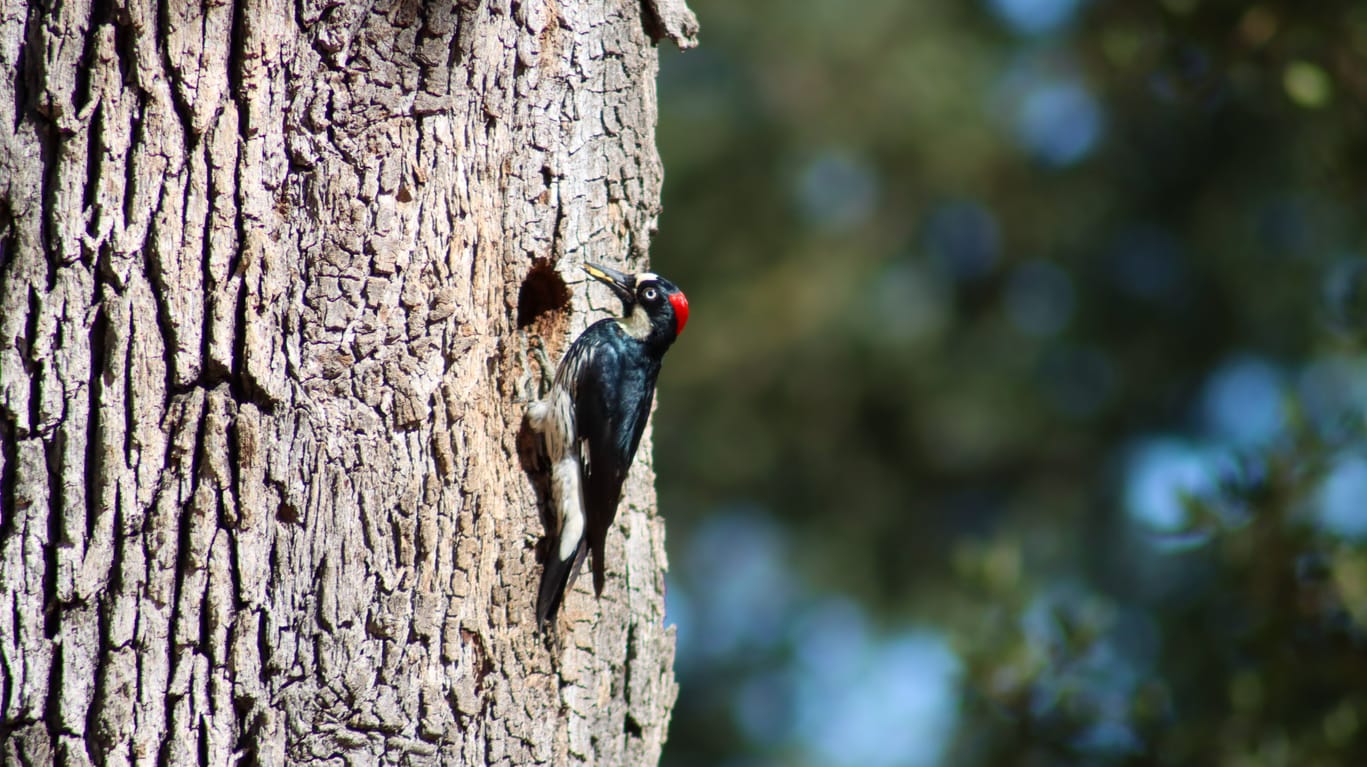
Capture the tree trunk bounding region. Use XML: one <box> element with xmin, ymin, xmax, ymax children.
<box><xmin>0</xmin><ymin>0</ymin><xmax>697</xmax><ymax>764</ymax></box>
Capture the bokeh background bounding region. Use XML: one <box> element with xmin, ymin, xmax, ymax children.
<box><xmin>649</xmin><ymin>1</ymin><xmax>1367</xmax><ymax>765</ymax></box>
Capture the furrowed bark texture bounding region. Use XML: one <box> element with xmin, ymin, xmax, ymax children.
<box><xmin>0</xmin><ymin>0</ymin><xmax>697</xmax><ymax>764</ymax></box>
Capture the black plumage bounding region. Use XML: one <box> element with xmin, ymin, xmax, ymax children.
<box><xmin>529</xmin><ymin>263</ymin><xmax>689</xmax><ymax>627</ymax></box>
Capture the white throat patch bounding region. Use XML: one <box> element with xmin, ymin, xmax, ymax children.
<box><xmin>619</xmin><ymin>303</ymin><xmax>652</xmax><ymax>340</ymax></box>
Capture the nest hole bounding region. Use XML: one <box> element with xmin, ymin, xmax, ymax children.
<box><xmin>517</xmin><ymin>261</ymin><xmax>571</xmax><ymax>329</ymax></box>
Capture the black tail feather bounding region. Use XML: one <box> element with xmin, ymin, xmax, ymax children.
<box><xmin>588</xmin><ymin>523</ymin><xmax>608</xmax><ymax>597</ymax></box>
<box><xmin>537</xmin><ymin>541</ymin><xmax>587</xmax><ymax>629</ymax></box>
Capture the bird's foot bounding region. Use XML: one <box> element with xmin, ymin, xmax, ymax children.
<box><xmin>529</xmin><ymin>338</ymin><xmax>555</xmax><ymax>397</ymax></box>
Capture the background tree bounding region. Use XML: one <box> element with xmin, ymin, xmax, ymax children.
<box><xmin>0</xmin><ymin>0</ymin><xmax>696</xmax><ymax>764</ymax></box>
<box><xmin>652</xmin><ymin>2</ymin><xmax>1367</xmax><ymax>766</ymax></box>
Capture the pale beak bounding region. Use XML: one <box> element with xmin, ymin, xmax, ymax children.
<box><xmin>583</xmin><ymin>262</ymin><xmax>636</xmax><ymax>303</ymax></box>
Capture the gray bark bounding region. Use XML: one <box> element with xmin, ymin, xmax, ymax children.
<box><xmin>0</xmin><ymin>0</ymin><xmax>696</xmax><ymax>764</ymax></box>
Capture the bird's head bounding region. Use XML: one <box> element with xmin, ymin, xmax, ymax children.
<box><xmin>584</xmin><ymin>262</ymin><xmax>689</xmax><ymax>347</ymax></box>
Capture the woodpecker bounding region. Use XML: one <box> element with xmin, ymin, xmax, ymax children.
<box><xmin>528</xmin><ymin>262</ymin><xmax>690</xmax><ymax>628</ymax></box>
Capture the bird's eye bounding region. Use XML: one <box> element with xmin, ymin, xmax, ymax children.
<box><xmin>642</xmin><ymin>287</ymin><xmax>658</xmax><ymax>301</ymax></box>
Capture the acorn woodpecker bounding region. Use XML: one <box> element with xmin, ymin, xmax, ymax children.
<box><xmin>528</xmin><ymin>262</ymin><xmax>690</xmax><ymax>627</ymax></box>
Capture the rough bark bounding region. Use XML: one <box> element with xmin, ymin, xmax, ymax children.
<box><xmin>0</xmin><ymin>0</ymin><xmax>696</xmax><ymax>764</ymax></box>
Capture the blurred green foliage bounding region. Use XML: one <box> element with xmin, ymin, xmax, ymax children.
<box><xmin>650</xmin><ymin>0</ymin><xmax>1367</xmax><ymax>765</ymax></box>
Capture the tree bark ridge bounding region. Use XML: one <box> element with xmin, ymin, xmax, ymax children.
<box><xmin>0</xmin><ymin>0</ymin><xmax>688</xmax><ymax>763</ymax></box>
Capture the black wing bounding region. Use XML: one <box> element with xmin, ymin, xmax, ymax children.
<box><xmin>533</xmin><ymin>329</ymin><xmax>602</xmax><ymax>628</ymax></box>
<box><xmin>573</xmin><ymin>324</ymin><xmax>660</xmax><ymax>597</ymax></box>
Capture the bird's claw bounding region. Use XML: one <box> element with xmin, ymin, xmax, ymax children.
<box><xmin>529</xmin><ymin>338</ymin><xmax>555</xmax><ymax>396</ymax></box>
